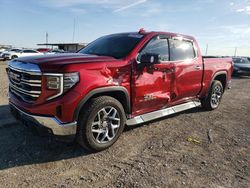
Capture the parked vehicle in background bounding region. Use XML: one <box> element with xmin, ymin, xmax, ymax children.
<box><xmin>46</xmin><ymin>49</ymin><xmax>65</xmax><ymax>54</ymax></box>
<box><xmin>37</xmin><ymin>48</ymin><xmax>50</xmax><ymax>53</ymax></box>
<box><xmin>0</xmin><ymin>47</ymin><xmax>10</xmax><ymax>53</ymax></box>
<box><xmin>1</xmin><ymin>48</ymin><xmax>22</xmax><ymax>60</ymax></box>
<box><xmin>7</xmin><ymin>30</ymin><xmax>233</xmax><ymax>151</ymax></box>
<box><xmin>232</xmin><ymin>57</ymin><xmax>250</xmax><ymax>76</ymax></box>
<box><xmin>4</xmin><ymin>49</ymin><xmax>42</xmax><ymax>60</ymax></box>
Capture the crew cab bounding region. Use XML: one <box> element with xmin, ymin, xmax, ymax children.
<box><xmin>7</xmin><ymin>30</ymin><xmax>233</xmax><ymax>151</ymax></box>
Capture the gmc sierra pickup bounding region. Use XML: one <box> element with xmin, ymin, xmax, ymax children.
<box><xmin>7</xmin><ymin>29</ymin><xmax>233</xmax><ymax>151</ymax></box>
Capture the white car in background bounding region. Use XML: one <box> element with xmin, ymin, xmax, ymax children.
<box><xmin>1</xmin><ymin>48</ymin><xmax>22</xmax><ymax>59</ymax></box>
<box><xmin>4</xmin><ymin>49</ymin><xmax>42</xmax><ymax>60</ymax></box>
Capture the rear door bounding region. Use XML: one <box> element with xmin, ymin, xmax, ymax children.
<box><xmin>132</xmin><ymin>35</ymin><xmax>175</xmax><ymax>115</ymax></box>
<box><xmin>168</xmin><ymin>38</ymin><xmax>203</xmax><ymax>101</ymax></box>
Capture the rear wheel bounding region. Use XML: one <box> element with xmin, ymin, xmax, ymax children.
<box><xmin>201</xmin><ymin>80</ymin><xmax>224</xmax><ymax>110</ymax></box>
<box><xmin>77</xmin><ymin>96</ymin><xmax>126</xmax><ymax>151</ymax></box>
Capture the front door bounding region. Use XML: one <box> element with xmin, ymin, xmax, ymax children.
<box><xmin>131</xmin><ymin>35</ymin><xmax>175</xmax><ymax>116</ymax></box>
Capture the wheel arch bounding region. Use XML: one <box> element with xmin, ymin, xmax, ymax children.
<box><xmin>211</xmin><ymin>71</ymin><xmax>227</xmax><ymax>91</ymax></box>
<box><xmin>73</xmin><ymin>86</ymin><xmax>130</xmax><ymax>121</ymax></box>
<box><xmin>11</xmin><ymin>55</ymin><xmax>18</xmax><ymax>59</ymax></box>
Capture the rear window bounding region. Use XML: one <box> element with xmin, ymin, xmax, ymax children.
<box><xmin>169</xmin><ymin>39</ymin><xmax>196</xmax><ymax>61</ymax></box>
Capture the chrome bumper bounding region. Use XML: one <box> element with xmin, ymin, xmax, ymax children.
<box><xmin>10</xmin><ymin>103</ymin><xmax>77</xmax><ymax>136</ymax></box>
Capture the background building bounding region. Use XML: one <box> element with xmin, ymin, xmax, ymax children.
<box><xmin>37</xmin><ymin>43</ymin><xmax>87</xmax><ymax>52</ymax></box>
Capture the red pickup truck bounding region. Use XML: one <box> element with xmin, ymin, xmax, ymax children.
<box><xmin>7</xmin><ymin>30</ymin><xmax>233</xmax><ymax>151</ymax></box>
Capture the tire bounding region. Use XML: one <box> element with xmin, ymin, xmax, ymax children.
<box><xmin>76</xmin><ymin>96</ymin><xmax>126</xmax><ymax>151</ymax></box>
<box><xmin>201</xmin><ymin>80</ymin><xmax>224</xmax><ymax>110</ymax></box>
<box><xmin>11</xmin><ymin>55</ymin><xmax>18</xmax><ymax>59</ymax></box>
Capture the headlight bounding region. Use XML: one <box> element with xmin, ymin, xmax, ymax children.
<box><xmin>45</xmin><ymin>72</ymin><xmax>79</xmax><ymax>100</ymax></box>
<box><xmin>47</xmin><ymin>76</ymin><xmax>61</xmax><ymax>90</ymax></box>
<box><xmin>63</xmin><ymin>72</ymin><xmax>79</xmax><ymax>92</ymax></box>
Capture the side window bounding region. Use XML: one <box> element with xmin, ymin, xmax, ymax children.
<box><xmin>23</xmin><ymin>50</ymin><xmax>36</xmax><ymax>53</ymax></box>
<box><xmin>139</xmin><ymin>36</ymin><xmax>169</xmax><ymax>61</ymax></box>
<box><xmin>169</xmin><ymin>39</ymin><xmax>195</xmax><ymax>61</ymax></box>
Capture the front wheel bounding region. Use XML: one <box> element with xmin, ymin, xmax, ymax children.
<box><xmin>201</xmin><ymin>80</ymin><xmax>224</xmax><ymax>110</ymax></box>
<box><xmin>77</xmin><ymin>96</ymin><xmax>126</xmax><ymax>151</ymax></box>
<box><xmin>11</xmin><ymin>55</ymin><xmax>18</xmax><ymax>59</ymax></box>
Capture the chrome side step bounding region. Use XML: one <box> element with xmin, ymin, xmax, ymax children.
<box><xmin>126</xmin><ymin>101</ymin><xmax>201</xmax><ymax>126</ymax></box>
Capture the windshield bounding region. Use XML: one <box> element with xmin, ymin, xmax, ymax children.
<box><xmin>233</xmin><ymin>58</ymin><xmax>250</xmax><ymax>64</ymax></box>
<box><xmin>78</xmin><ymin>33</ymin><xmax>144</xmax><ymax>59</ymax></box>
<box><xmin>11</xmin><ymin>49</ymin><xmax>22</xmax><ymax>52</ymax></box>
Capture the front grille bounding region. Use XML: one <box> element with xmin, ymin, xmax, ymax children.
<box><xmin>8</xmin><ymin>66</ymin><xmax>42</xmax><ymax>103</ymax></box>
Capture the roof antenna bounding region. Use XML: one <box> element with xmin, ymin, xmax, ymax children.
<box><xmin>72</xmin><ymin>18</ymin><xmax>76</xmax><ymax>43</ymax></box>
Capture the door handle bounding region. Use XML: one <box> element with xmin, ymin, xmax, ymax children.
<box><xmin>195</xmin><ymin>65</ymin><xmax>201</xmax><ymax>70</ymax></box>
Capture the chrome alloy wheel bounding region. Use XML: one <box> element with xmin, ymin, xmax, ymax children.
<box><xmin>91</xmin><ymin>106</ymin><xmax>120</xmax><ymax>144</ymax></box>
<box><xmin>211</xmin><ymin>85</ymin><xmax>222</xmax><ymax>108</ymax></box>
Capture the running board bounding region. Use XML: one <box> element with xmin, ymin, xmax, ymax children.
<box><xmin>126</xmin><ymin>101</ymin><xmax>201</xmax><ymax>126</ymax></box>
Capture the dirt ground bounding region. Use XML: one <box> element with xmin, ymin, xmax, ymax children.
<box><xmin>0</xmin><ymin>60</ymin><xmax>249</xmax><ymax>188</ymax></box>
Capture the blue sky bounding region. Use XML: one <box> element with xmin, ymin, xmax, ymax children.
<box><xmin>0</xmin><ymin>0</ymin><xmax>250</xmax><ymax>56</ymax></box>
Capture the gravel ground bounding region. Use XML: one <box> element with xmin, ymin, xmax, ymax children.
<box><xmin>0</xmin><ymin>61</ymin><xmax>8</xmax><ymax>105</ymax></box>
<box><xmin>0</xmin><ymin>60</ymin><xmax>249</xmax><ymax>187</ymax></box>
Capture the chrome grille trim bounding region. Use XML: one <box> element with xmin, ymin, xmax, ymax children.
<box><xmin>8</xmin><ymin>61</ymin><xmax>42</xmax><ymax>103</ymax></box>
<box><xmin>10</xmin><ymin>87</ymin><xmax>40</xmax><ymax>98</ymax></box>
<box><xmin>20</xmin><ymin>81</ymin><xmax>41</xmax><ymax>87</ymax></box>
<box><xmin>9</xmin><ymin>83</ymin><xmax>41</xmax><ymax>95</ymax></box>
<box><xmin>21</xmin><ymin>78</ymin><xmax>42</xmax><ymax>83</ymax></box>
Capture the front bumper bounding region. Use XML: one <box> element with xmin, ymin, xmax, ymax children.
<box><xmin>10</xmin><ymin>103</ymin><xmax>77</xmax><ymax>136</ymax></box>
<box><xmin>3</xmin><ymin>54</ymin><xmax>11</xmax><ymax>60</ymax></box>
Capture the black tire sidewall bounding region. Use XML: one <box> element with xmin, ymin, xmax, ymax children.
<box><xmin>208</xmin><ymin>81</ymin><xmax>223</xmax><ymax>110</ymax></box>
<box><xmin>78</xmin><ymin>96</ymin><xmax>126</xmax><ymax>151</ymax></box>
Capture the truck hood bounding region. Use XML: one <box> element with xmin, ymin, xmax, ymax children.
<box><xmin>16</xmin><ymin>53</ymin><xmax>118</xmax><ymax>66</ymax></box>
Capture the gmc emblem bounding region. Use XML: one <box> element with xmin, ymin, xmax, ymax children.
<box><xmin>9</xmin><ymin>71</ymin><xmax>21</xmax><ymax>82</ymax></box>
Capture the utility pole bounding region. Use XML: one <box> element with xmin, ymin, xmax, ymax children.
<box><xmin>46</xmin><ymin>32</ymin><xmax>48</xmax><ymax>48</ymax></box>
<box><xmin>234</xmin><ymin>47</ymin><xmax>237</xmax><ymax>57</ymax></box>
<box><xmin>72</xmin><ymin>18</ymin><xmax>76</xmax><ymax>43</ymax></box>
<box><xmin>205</xmin><ymin>44</ymin><xmax>208</xmax><ymax>56</ymax></box>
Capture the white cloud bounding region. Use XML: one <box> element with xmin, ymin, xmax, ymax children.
<box><xmin>42</xmin><ymin>0</ymin><xmax>146</xmax><ymax>9</ymax></box>
<box><xmin>221</xmin><ymin>25</ymin><xmax>250</xmax><ymax>35</ymax></box>
<box><xmin>246</xmin><ymin>5</ymin><xmax>250</xmax><ymax>12</ymax></box>
<box><xmin>42</xmin><ymin>0</ymin><xmax>117</xmax><ymax>7</ymax></box>
<box><xmin>235</xmin><ymin>5</ymin><xmax>250</xmax><ymax>14</ymax></box>
<box><xmin>236</xmin><ymin>8</ymin><xmax>245</xmax><ymax>12</ymax></box>
<box><xmin>42</xmin><ymin>0</ymin><xmax>148</xmax><ymax>13</ymax></box>
<box><xmin>113</xmin><ymin>0</ymin><xmax>147</xmax><ymax>13</ymax></box>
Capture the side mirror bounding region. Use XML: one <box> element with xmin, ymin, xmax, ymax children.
<box><xmin>139</xmin><ymin>53</ymin><xmax>160</xmax><ymax>65</ymax></box>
